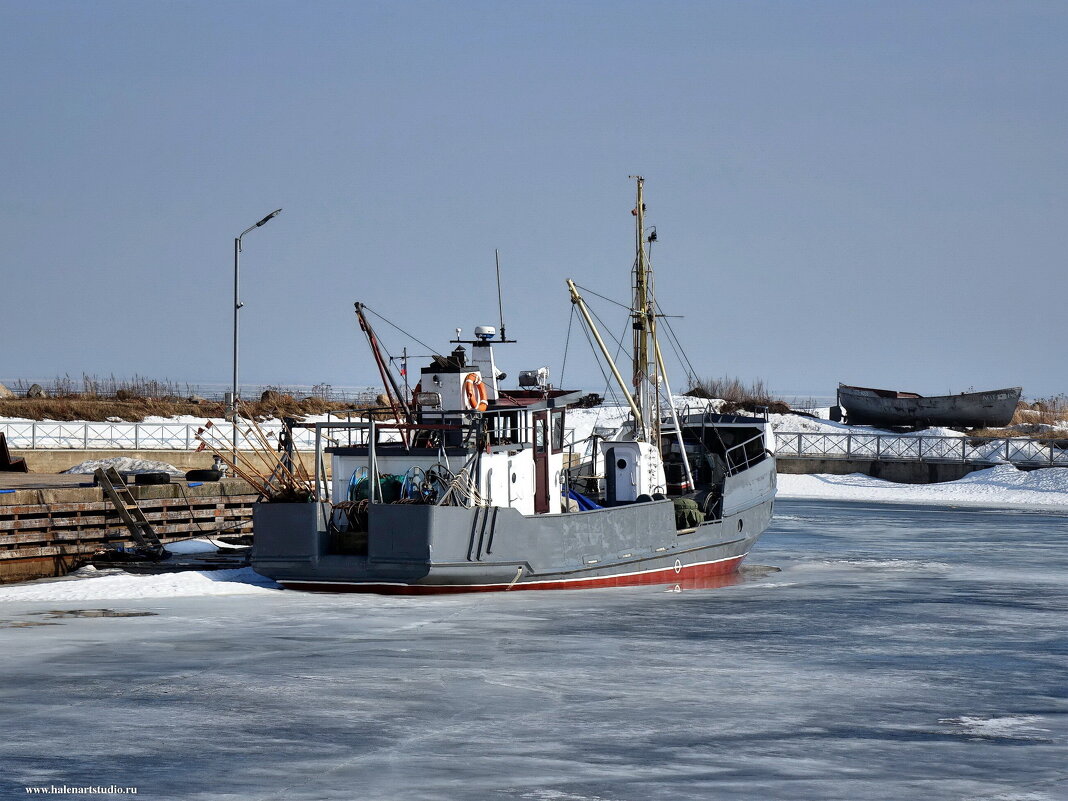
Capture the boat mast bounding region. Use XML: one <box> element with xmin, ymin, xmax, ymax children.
<box><xmin>630</xmin><ymin>178</ymin><xmax>694</xmax><ymax>488</ymax></box>
<box><xmin>629</xmin><ymin>175</ymin><xmax>659</xmax><ymax>444</ymax></box>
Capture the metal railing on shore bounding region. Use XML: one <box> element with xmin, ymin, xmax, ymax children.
<box><xmin>0</xmin><ymin>407</ymin><xmax>411</xmax><ymax>451</ymax></box>
<box><xmin>0</xmin><ymin>421</ymin><xmax>320</xmax><ymax>451</ymax></box>
<box><xmin>775</xmin><ymin>431</ymin><xmax>1068</xmax><ymax>467</ymax></box>
<box><xmin>7</xmin><ymin>418</ymin><xmax>1067</xmax><ymax>469</ymax></box>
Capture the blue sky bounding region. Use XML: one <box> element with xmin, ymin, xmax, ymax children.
<box><xmin>2</xmin><ymin>1</ymin><xmax>1065</xmax><ymax>399</ymax></box>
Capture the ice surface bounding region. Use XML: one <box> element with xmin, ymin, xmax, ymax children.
<box><xmin>938</xmin><ymin>715</ymin><xmax>1051</xmax><ymax>739</ymax></box>
<box><xmin>0</xmin><ymin>500</ymin><xmax>1065</xmax><ymax>800</ymax></box>
<box><xmin>777</xmin><ymin>464</ymin><xmax>1068</xmax><ymax>509</ymax></box>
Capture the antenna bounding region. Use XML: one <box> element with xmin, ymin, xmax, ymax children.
<box><xmin>495</xmin><ymin>249</ymin><xmax>506</xmax><ymax>341</ymax></box>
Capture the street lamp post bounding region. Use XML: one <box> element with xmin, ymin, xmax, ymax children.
<box><xmin>233</xmin><ymin>209</ymin><xmax>282</xmax><ymax>460</ymax></box>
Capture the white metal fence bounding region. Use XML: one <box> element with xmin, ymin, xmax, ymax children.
<box><xmin>0</xmin><ymin>421</ymin><xmax>319</xmax><ymax>451</ymax></box>
<box><xmin>775</xmin><ymin>431</ymin><xmax>1068</xmax><ymax>466</ymax></box>
<box><xmin>6</xmin><ymin>419</ymin><xmax>1067</xmax><ymax>468</ymax></box>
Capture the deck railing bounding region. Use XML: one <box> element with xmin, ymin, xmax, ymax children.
<box><xmin>775</xmin><ymin>431</ymin><xmax>1068</xmax><ymax>466</ymax></box>
<box><xmin>725</xmin><ymin>431</ymin><xmax>770</xmax><ymax>476</ymax></box>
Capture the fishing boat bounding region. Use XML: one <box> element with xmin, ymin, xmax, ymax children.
<box><xmin>251</xmin><ymin>178</ymin><xmax>776</xmax><ymax>593</ymax></box>
<box><xmin>837</xmin><ymin>384</ymin><xmax>1022</xmax><ymax>428</ymax></box>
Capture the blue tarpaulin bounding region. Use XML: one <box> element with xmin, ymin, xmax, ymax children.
<box><xmin>565</xmin><ymin>488</ymin><xmax>602</xmax><ymax>511</ymax></box>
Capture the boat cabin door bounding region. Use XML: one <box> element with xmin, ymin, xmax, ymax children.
<box><xmin>533</xmin><ymin>411</ymin><xmax>550</xmax><ymax>514</ymax></box>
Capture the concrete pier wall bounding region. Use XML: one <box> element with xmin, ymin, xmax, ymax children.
<box><xmin>775</xmin><ymin>457</ymin><xmax>997</xmax><ymax>484</ymax></box>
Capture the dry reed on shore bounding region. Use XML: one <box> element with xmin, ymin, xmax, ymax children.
<box><xmin>684</xmin><ymin>376</ymin><xmax>791</xmax><ymax>414</ymax></box>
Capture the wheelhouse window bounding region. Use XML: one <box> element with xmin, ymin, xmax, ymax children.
<box><xmin>551</xmin><ymin>410</ymin><xmax>565</xmax><ymax>453</ymax></box>
<box><xmin>534</xmin><ymin>417</ymin><xmax>547</xmax><ymax>453</ymax></box>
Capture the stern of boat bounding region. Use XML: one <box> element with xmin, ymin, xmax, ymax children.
<box><xmin>251</xmin><ymin>502</ymin><xmax>324</xmax><ymax>579</ymax></box>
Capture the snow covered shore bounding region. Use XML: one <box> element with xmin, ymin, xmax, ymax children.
<box><xmin>0</xmin><ymin>566</ymin><xmax>279</xmax><ymax>603</ymax></box>
<box><xmin>777</xmin><ymin>464</ymin><xmax>1068</xmax><ymax>510</ymax></box>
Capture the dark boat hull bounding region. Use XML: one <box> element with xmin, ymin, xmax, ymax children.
<box><xmin>838</xmin><ymin>385</ymin><xmax>1021</xmax><ymax>428</ymax></box>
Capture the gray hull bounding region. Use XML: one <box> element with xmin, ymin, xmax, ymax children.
<box><xmin>839</xmin><ymin>385</ymin><xmax>1021</xmax><ymax>428</ymax></box>
<box><xmin>252</xmin><ymin>459</ymin><xmax>776</xmax><ymax>594</ymax></box>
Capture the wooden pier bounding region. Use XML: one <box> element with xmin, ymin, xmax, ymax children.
<box><xmin>0</xmin><ymin>474</ymin><xmax>257</xmax><ymax>584</ymax></box>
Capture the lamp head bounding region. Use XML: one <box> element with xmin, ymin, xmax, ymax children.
<box><xmin>256</xmin><ymin>208</ymin><xmax>283</xmax><ymax>227</ymax></box>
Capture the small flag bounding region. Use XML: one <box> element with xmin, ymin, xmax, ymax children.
<box><xmin>400</xmin><ymin>358</ymin><xmax>407</xmax><ymax>377</ymax></box>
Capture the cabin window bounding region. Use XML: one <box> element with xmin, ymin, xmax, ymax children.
<box><xmin>534</xmin><ymin>418</ymin><xmax>547</xmax><ymax>453</ymax></box>
<box><xmin>492</xmin><ymin>412</ymin><xmax>520</xmax><ymax>445</ymax></box>
<box><xmin>551</xmin><ymin>410</ymin><xmax>565</xmax><ymax>453</ymax></box>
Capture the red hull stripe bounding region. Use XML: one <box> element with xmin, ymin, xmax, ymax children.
<box><xmin>279</xmin><ymin>553</ymin><xmax>747</xmax><ymax>595</ymax></box>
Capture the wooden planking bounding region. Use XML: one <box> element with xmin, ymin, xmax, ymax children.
<box><xmin>0</xmin><ymin>517</ymin><xmax>254</xmax><ymax>549</ymax></box>
<box><xmin>1</xmin><ymin>503</ymin><xmax>252</xmax><ymax>529</ymax></box>
<box><xmin>0</xmin><ymin>498</ymin><xmax>257</xmax><ymax>516</ymax></box>
<box><xmin>0</xmin><ymin>479</ymin><xmax>259</xmax><ymax>586</ymax></box>
<box><xmin>0</xmin><ymin>517</ymin><xmax>253</xmax><ymax>544</ymax></box>
<box><xmin>0</xmin><ymin>492</ymin><xmax>257</xmax><ymax>567</ymax></box>
<box><xmin>0</xmin><ymin>508</ymin><xmax>253</xmax><ymax>532</ymax></box>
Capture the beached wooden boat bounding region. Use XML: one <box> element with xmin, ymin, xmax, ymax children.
<box><xmin>837</xmin><ymin>384</ymin><xmax>1022</xmax><ymax>428</ymax></box>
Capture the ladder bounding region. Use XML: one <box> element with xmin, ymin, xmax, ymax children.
<box><xmin>94</xmin><ymin>467</ymin><xmax>166</xmax><ymax>555</ymax></box>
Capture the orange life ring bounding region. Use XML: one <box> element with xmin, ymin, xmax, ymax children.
<box><xmin>462</xmin><ymin>372</ymin><xmax>488</xmax><ymax>412</ymax></box>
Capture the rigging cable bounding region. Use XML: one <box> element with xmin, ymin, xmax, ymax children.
<box><xmin>559</xmin><ymin>304</ymin><xmax>576</xmax><ymax>387</ymax></box>
<box><xmin>580</xmin><ymin>295</ymin><xmax>638</xmax><ymax>411</ymax></box>
<box><xmin>598</xmin><ymin>315</ymin><xmax>637</xmax><ymax>419</ymax></box>
<box><xmin>361</xmin><ymin>304</ymin><xmax>438</xmax><ymax>354</ymax></box>
<box><xmin>586</xmin><ymin>302</ymin><xmax>633</xmax><ymax>363</ymax></box>
<box><xmin>608</xmin><ymin>317</ymin><xmax>634</xmax><ymax>410</ymax></box>
<box><xmin>573</xmin><ymin>283</ymin><xmax>632</xmax><ymax>312</ymax></box>
<box><xmin>610</xmin><ymin>316</ymin><xmax>631</xmax><ymax>391</ymax></box>
<box><xmin>575</xmin><ymin>314</ymin><xmax>617</xmax><ymax>405</ymax></box>
<box><xmin>597</xmin><ymin>309</ymin><xmax>633</xmax><ymax>407</ymax></box>
<box><xmin>655</xmin><ymin>299</ymin><xmax>700</xmax><ymax>387</ymax></box>
<box><xmin>658</xmin><ymin>319</ymin><xmax>691</xmax><ymax>388</ymax></box>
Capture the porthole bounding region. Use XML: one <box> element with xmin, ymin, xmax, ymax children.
<box><xmin>737</xmin><ymin>518</ymin><xmax>744</xmax><ymax>532</ymax></box>
<box><xmin>616</xmin><ymin>459</ymin><xmax>627</xmax><ymax>470</ymax></box>
<box><xmin>511</xmin><ymin>473</ymin><xmax>517</xmax><ymax>483</ymax></box>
